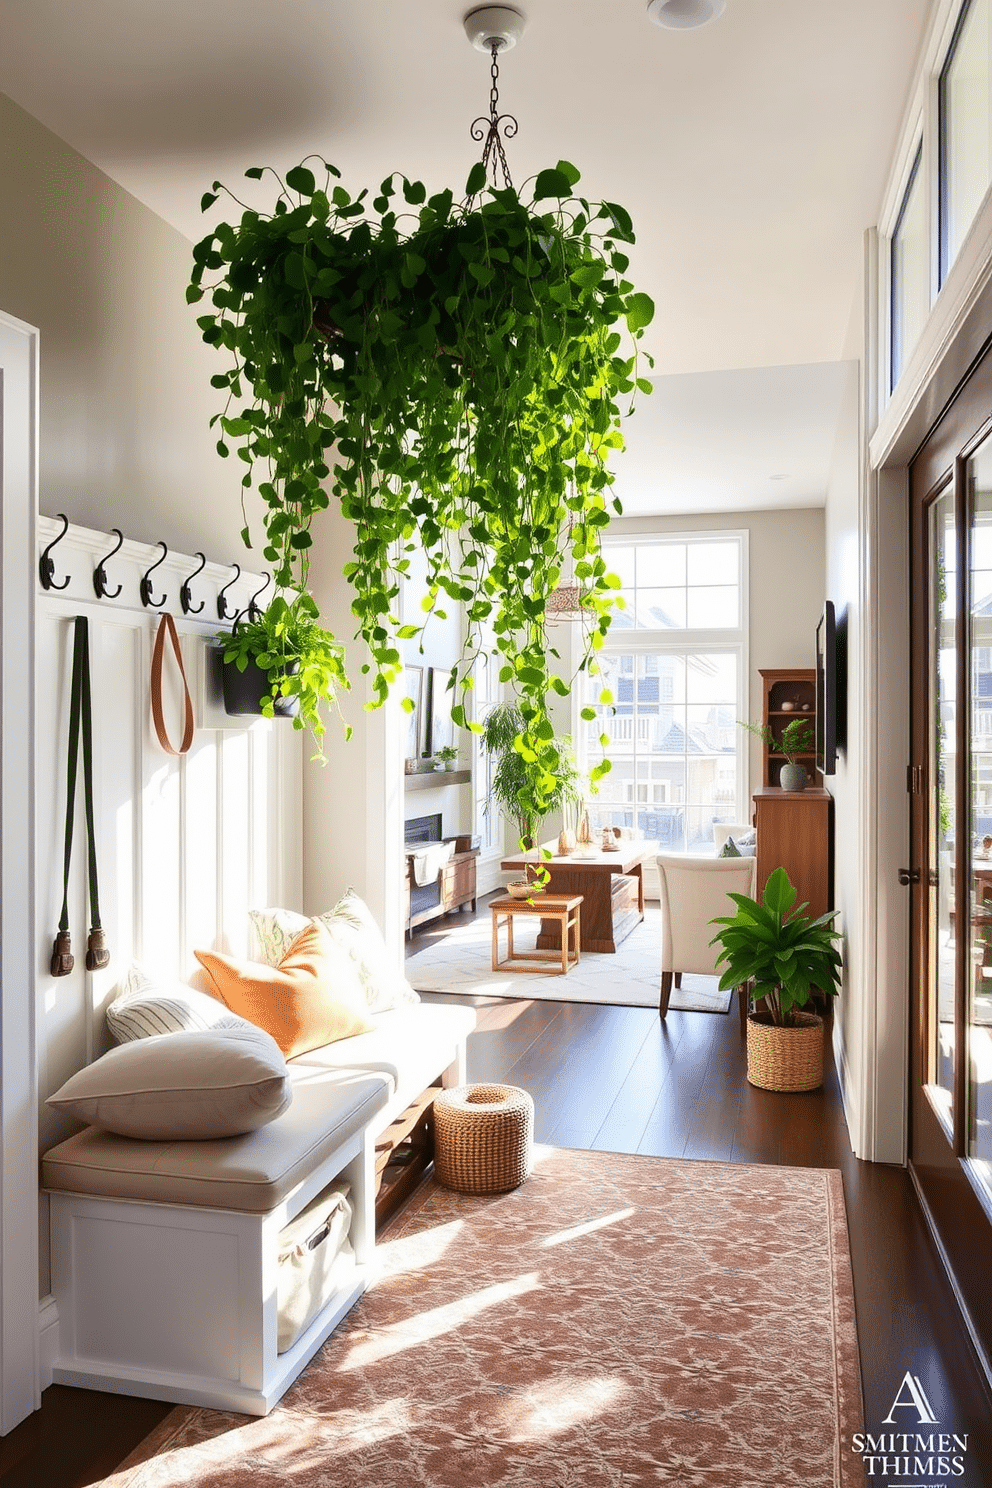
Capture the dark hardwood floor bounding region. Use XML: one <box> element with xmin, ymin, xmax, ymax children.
<box><xmin>7</xmin><ymin>894</ymin><xmax>991</xmax><ymax>1486</ymax></box>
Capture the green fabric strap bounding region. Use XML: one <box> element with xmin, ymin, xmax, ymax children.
<box><xmin>57</xmin><ymin>616</ymin><xmax>102</xmax><ymax>935</ymax></box>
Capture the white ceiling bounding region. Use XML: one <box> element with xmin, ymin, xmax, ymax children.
<box><xmin>0</xmin><ymin>0</ymin><xmax>931</xmax><ymax>515</ymax></box>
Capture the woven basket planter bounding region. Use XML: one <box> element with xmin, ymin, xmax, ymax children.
<box><xmin>434</xmin><ymin>1084</ymin><xmax>534</xmax><ymax>1194</ymax></box>
<box><xmin>746</xmin><ymin>1010</ymin><xmax>824</xmax><ymax>1092</ymax></box>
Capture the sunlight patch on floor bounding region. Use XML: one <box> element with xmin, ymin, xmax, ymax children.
<box><xmin>339</xmin><ymin>1272</ymin><xmax>541</xmax><ymax>1371</ymax></box>
<box><xmin>496</xmin><ymin>1372</ymin><xmax>630</xmax><ymax>1442</ymax></box>
<box><xmin>541</xmin><ymin>1207</ymin><xmax>638</xmax><ymax>1247</ymax></box>
<box><xmin>377</xmin><ymin>1216</ymin><xmax>465</xmax><ymax>1272</ymax></box>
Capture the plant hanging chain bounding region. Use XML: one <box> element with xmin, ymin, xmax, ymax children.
<box><xmin>188</xmin><ymin>8</ymin><xmax>656</xmax><ymax>826</ymax></box>
<box><xmin>470</xmin><ymin>42</ymin><xmax>517</xmax><ymax>190</ymax></box>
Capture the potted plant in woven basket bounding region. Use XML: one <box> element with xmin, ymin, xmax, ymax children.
<box><xmin>709</xmin><ymin>866</ymin><xmax>842</xmax><ymax>1092</ymax></box>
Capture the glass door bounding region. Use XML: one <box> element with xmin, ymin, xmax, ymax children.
<box><xmin>909</xmin><ymin>360</ymin><xmax>992</xmax><ymax>1370</ymax></box>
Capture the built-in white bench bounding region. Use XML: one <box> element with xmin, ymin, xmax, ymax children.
<box><xmin>42</xmin><ymin>1001</ymin><xmax>476</xmax><ymax>1415</ymax></box>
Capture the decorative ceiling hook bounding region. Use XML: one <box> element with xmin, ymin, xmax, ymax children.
<box><xmin>93</xmin><ymin>528</ymin><xmax>124</xmax><ymax>600</ymax></box>
<box><xmin>180</xmin><ymin>552</ymin><xmax>207</xmax><ymax>615</ymax></box>
<box><xmin>247</xmin><ymin>572</ymin><xmax>271</xmax><ymax>622</ymax></box>
<box><xmin>217</xmin><ymin>563</ymin><xmax>241</xmax><ymax>621</ymax></box>
<box><xmin>140</xmin><ymin>542</ymin><xmax>169</xmax><ymax>609</ymax></box>
<box><xmin>39</xmin><ymin>513</ymin><xmax>71</xmax><ymax>592</ymax></box>
<box><xmin>464</xmin><ymin>5</ymin><xmax>525</xmax><ymax>190</ymax></box>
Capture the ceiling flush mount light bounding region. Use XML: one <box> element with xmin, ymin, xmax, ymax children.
<box><xmin>646</xmin><ymin>0</ymin><xmax>726</xmax><ymax>30</ymax></box>
<box><xmin>463</xmin><ymin>5</ymin><xmax>526</xmax><ymax>52</ymax></box>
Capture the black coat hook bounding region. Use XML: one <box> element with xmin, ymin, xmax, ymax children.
<box><xmin>247</xmin><ymin>572</ymin><xmax>271</xmax><ymax>622</ymax></box>
<box><xmin>217</xmin><ymin>563</ymin><xmax>241</xmax><ymax>621</ymax></box>
<box><xmin>180</xmin><ymin>552</ymin><xmax>206</xmax><ymax>615</ymax></box>
<box><xmin>39</xmin><ymin>513</ymin><xmax>71</xmax><ymax>591</ymax></box>
<box><xmin>93</xmin><ymin>528</ymin><xmax>124</xmax><ymax>600</ymax></box>
<box><xmin>140</xmin><ymin>542</ymin><xmax>168</xmax><ymax>609</ymax></box>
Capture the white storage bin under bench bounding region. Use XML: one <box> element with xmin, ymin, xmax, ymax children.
<box><xmin>42</xmin><ymin>1066</ymin><xmax>390</xmax><ymax>1416</ymax></box>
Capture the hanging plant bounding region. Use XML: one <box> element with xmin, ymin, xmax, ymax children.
<box><xmin>188</xmin><ymin>156</ymin><xmax>654</xmax><ymax>825</ymax></box>
<box><xmin>216</xmin><ymin>593</ymin><xmax>349</xmax><ymax>759</ymax></box>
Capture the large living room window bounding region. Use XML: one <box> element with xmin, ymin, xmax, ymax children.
<box><xmin>580</xmin><ymin>533</ymin><xmax>747</xmax><ymax>853</ymax></box>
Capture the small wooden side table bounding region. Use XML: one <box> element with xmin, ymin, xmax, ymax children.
<box><xmin>491</xmin><ymin>894</ymin><xmax>582</xmax><ymax>976</ymax></box>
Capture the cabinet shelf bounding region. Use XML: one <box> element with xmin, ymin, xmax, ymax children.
<box><xmin>759</xmin><ymin>668</ymin><xmax>816</xmax><ymax>789</ymax></box>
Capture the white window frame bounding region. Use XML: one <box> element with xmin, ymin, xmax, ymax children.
<box><xmin>575</xmin><ymin>530</ymin><xmax>749</xmax><ymax>851</ymax></box>
<box><xmin>876</xmin><ymin>0</ymin><xmax>992</xmax><ymax>410</ymax></box>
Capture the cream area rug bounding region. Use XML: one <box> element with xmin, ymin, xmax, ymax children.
<box><xmin>104</xmin><ymin>1147</ymin><xmax>866</xmax><ymax>1488</ymax></box>
<box><xmin>406</xmin><ymin>903</ymin><xmax>732</xmax><ymax>1013</ymax></box>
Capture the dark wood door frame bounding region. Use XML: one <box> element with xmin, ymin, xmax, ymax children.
<box><xmin>909</xmin><ymin>351</ymin><xmax>992</xmax><ymax>1381</ymax></box>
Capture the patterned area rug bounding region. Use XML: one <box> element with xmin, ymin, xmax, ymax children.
<box><xmin>105</xmin><ymin>1147</ymin><xmax>865</xmax><ymax>1488</ymax></box>
<box><xmin>406</xmin><ymin>904</ymin><xmax>732</xmax><ymax>1013</ymax></box>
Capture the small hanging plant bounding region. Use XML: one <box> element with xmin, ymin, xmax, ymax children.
<box><xmin>188</xmin><ymin>156</ymin><xmax>654</xmax><ymax>825</ymax></box>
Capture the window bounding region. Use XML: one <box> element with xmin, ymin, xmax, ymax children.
<box><xmin>581</xmin><ymin>534</ymin><xmax>746</xmax><ymax>853</ymax></box>
<box><xmin>891</xmin><ymin>145</ymin><xmax>929</xmax><ymax>390</ymax></box>
<box><xmin>940</xmin><ymin>0</ymin><xmax>991</xmax><ymax>284</ymax></box>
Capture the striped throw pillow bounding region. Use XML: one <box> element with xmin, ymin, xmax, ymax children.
<box><xmin>107</xmin><ymin>963</ymin><xmax>256</xmax><ymax>1044</ymax></box>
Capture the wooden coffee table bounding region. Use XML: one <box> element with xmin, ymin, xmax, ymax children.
<box><xmin>499</xmin><ymin>840</ymin><xmax>658</xmax><ymax>953</ymax></box>
<box><xmin>491</xmin><ymin>894</ymin><xmax>583</xmax><ymax>975</ymax></box>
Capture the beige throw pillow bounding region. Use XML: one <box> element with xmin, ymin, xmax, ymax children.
<box><xmin>46</xmin><ymin>1025</ymin><xmax>292</xmax><ymax>1139</ymax></box>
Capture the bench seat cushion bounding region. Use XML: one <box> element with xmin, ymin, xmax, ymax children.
<box><xmin>290</xmin><ymin>1002</ymin><xmax>477</xmax><ymax>1115</ymax></box>
<box><xmin>42</xmin><ymin>1067</ymin><xmax>390</xmax><ymax>1213</ymax></box>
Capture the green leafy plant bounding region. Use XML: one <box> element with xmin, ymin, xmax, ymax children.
<box><xmin>435</xmin><ymin>744</ymin><xmax>458</xmax><ymax>764</ymax></box>
<box><xmin>709</xmin><ymin>866</ymin><xmax>842</xmax><ymax>1027</ymax></box>
<box><xmin>217</xmin><ymin>593</ymin><xmax>348</xmax><ymax>759</ymax></box>
<box><xmin>740</xmin><ymin>716</ymin><xmax>816</xmax><ymax>764</ymax></box>
<box><xmin>481</xmin><ymin>702</ymin><xmax>583</xmax><ymax>850</ymax></box>
<box><xmin>188</xmin><ymin>156</ymin><xmax>653</xmax><ymax>817</ymax></box>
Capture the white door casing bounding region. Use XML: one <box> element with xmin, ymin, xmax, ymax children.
<box><xmin>0</xmin><ymin>310</ymin><xmax>40</xmax><ymax>1433</ymax></box>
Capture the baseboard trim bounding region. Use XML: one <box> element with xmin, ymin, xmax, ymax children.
<box><xmin>907</xmin><ymin>1162</ymin><xmax>992</xmax><ymax>1400</ymax></box>
<box><xmin>831</xmin><ymin>1019</ymin><xmax>861</xmax><ymax>1161</ymax></box>
<box><xmin>38</xmin><ymin>1295</ymin><xmax>58</xmax><ymax>1392</ymax></box>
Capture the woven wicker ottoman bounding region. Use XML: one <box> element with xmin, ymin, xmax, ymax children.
<box><xmin>433</xmin><ymin>1084</ymin><xmax>534</xmax><ymax>1194</ymax></box>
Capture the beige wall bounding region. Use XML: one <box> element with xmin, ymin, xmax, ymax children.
<box><xmin>0</xmin><ymin>91</ymin><xmax>250</xmax><ymax>555</ymax></box>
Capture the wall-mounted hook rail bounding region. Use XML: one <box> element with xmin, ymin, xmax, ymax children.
<box><xmin>217</xmin><ymin>563</ymin><xmax>241</xmax><ymax>621</ymax></box>
<box><xmin>180</xmin><ymin>552</ymin><xmax>207</xmax><ymax>615</ymax></box>
<box><xmin>247</xmin><ymin>572</ymin><xmax>271</xmax><ymax>622</ymax></box>
<box><xmin>140</xmin><ymin>542</ymin><xmax>169</xmax><ymax>609</ymax></box>
<box><xmin>39</xmin><ymin>513</ymin><xmax>71</xmax><ymax>592</ymax></box>
<box><xmin>93</xmin><ymin>528</ymin><xmax>124</xmax><ymax>600</ymax></box>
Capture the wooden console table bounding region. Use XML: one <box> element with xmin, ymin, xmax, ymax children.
<box><xmin>499</xmin><ymin>840</ymin><xmax>658</xmax><ymax>953</ymax></box>
<box><xmin>405</xmin><ymin>844</ymin><xmax>479</xmax><ymax>936</ymax></box>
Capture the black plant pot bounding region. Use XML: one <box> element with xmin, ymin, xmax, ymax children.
<box><xmin>221</xmin><ymin>656</ymin><xmax>300</xmax><ymax>719</ymax></box>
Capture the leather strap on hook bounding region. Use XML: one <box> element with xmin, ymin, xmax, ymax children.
<box><xmin>51</xmin><ymin>616</ymin><xmax>110</xmax><ymax>976</ymax></box>
<box><xmin>150</xmin><ymin>613</ymin><xmax>195</xmax><ymax>756</ymax></box>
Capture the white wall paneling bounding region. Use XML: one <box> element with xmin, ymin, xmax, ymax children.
<box><xmin>34</xmin><ymin>517</ymin><xmax>302</xmax><ymax>1363</ymax></box>
<box><xmin>1</xmin><ymin>312</ymin><xmax>40</xmax><ymax>1433</ymax></box>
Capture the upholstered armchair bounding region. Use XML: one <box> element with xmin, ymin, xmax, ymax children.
<box><xmin>656</xmin><ymin>853</ymin><xmax>758</xmax><ymax>1030</ymax></box>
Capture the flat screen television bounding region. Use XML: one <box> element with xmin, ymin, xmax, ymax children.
<box><xmin>815</xmin><ymin>600</ymin><xmax>837</xmax><ymax>776</ymax></box>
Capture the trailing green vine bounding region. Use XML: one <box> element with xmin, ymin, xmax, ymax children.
<box><xmin>188</xmin><ymin>156</ymin><xmax>653</xmax><ymax>827</ymax></box>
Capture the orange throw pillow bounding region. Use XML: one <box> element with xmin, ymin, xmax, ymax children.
<box><xmin>195</xmin><ymin>921</ymin><xmax>375</xmax><ymax>1059</ymax></box>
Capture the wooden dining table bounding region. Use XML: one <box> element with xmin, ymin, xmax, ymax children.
<box><xmin>499</xmin><ymin>839</ymin><xmax>658</xmax><ymax>953</ymax></box>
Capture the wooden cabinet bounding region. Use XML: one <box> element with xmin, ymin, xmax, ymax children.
<box><xmin>752</xmin><ymin>787</ymin><xmax>832</xmax><ymax>919</ymax></box>
<box><xmin>405</xmin><ymin>846</ymin><xmax>479</xmax><ymax>935</ymax></box>
<box><xmin>759</xmin><ymin>667</ymin><xmax>816</xmax><ymax>788</ymax></box>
